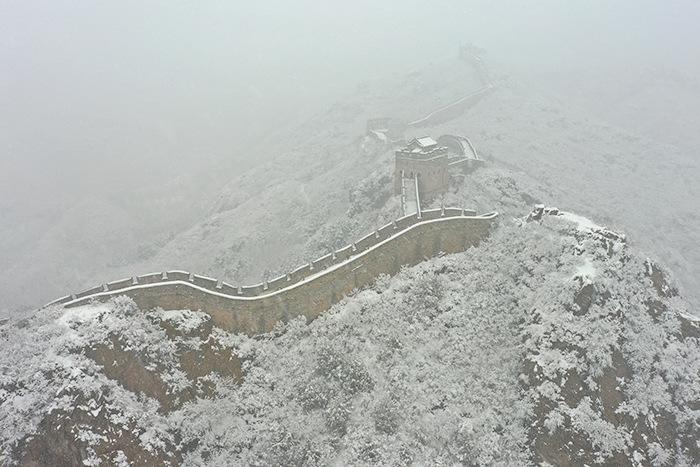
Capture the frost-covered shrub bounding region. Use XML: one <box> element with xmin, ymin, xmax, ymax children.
<box><xmin>354</xmin><ymin>438</ymin><xmax>380</xmax><ymax>463</ymax></box>
<box><xmin>257</xmin><ymin>429</ymin><xmax>321</xmax><ymax>467</ymax></box>
<box><xmin>315</xmin><ymin>347</ymin><xmax>373</xmax><ymax>395</ymax></box>
<box><xmin>324</xmin><ymin>396</ymin><xmax>352</xmax><ymax>435</ymax></box>
<box><xmin>306</xmin><ymin>218</ymin><xmax>355</xmax><ymax>252</ymax></box>
<box><xmin>372</xmin><ymin>396</ymin><xmax>402</xmax><ymax>434</ymax></box>
<box><xmin>404</xmin><ymin>272</ymin><xmax>446</xmax><ymax>321</ymax></box>
<box><xmin>111</xmin><ymin>295</ymin><xmax>139</xmax><ymax>317</ymax></box>
<box><xmin>297</xmin><ymin>377</ymin><xmax>333</xmax><ymax>411</ymax></box>
<box><xmin>347</xmin><ymin>172</ymin><xmax>392</xmax><ymax>216</ymax></box>
<box><xmin>454</xmin><ymin>414</ymin><xmax>504</xmax><ymax>465</ymax></box>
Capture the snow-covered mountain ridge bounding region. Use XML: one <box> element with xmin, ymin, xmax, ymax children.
<box><xmin>2</xmin><ymin>53</ymin><xmax>699</xmax><ymax>466</ymax></box>
<box><xmin>45</xmin><ymin>209</ymin><xmax>497</xmax><ymax>337</ymax></box>
<box><xmin>1</xmin><ymin>207</ymin><xmax>698</xmax><ymax>465</ymax></box>
<box><xmin>4</xmin><ymin>54</ymin><xmax>699</xmax><ymax>316</ymax></box>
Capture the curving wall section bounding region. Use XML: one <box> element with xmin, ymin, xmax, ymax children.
<box><xmin>46</xmin><ymin>209</ymin><xmax>498</xmax><ymax>336</ymax></box>
<box><xmin>407</xmin><ymin>85</ymin><xmax>494</xmax><ymax>128</ymax></box>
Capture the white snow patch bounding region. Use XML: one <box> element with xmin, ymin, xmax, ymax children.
<box><xmin>559</xmin><ymin>211</ymin><xmax>602</xmax><ymax>232</ymax></box>
<box><xmin>151</xmin><ymin>309</ymin><xmax>208</xmax><ymax>333</ymax></box>
<box><xmin>574</xmin><ymin>257</ymin><xmax>597</xmax><ymax>281</ymax></box>
<box><xmin>57</xmin><ymin>304</ymin><xmax>108</xmax><ymax>327</ymax></box>
<box><xmin>113</xmin><ymin>451</ymin><xmax>130</xmax><ymax>467</ymax></box>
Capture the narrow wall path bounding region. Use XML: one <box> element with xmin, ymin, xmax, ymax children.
<box><xmin>47</xmin><ymin>209</ymin><xmax>497</xmax><ymax>335</ymax></box>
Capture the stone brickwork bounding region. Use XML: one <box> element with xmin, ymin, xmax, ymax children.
<box><xmin>394</xmin><ymin>138</ymin><xmax>451</xmax><ymax>201</ymax></box>
<box><xmin>47</xmin><ymin>209</ymin><xmax>497</xmax><ymax>336</ymax></box>
<box><xmin>394</xmin><ymin>156</ymin><xmax>449</xmax><ymax>200</ymax></box>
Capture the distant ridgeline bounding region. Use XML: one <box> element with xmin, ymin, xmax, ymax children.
<box><xmin>46</xmin><ymin>209</ymin><xmax>498</xmax><ymax>336</ymax></box>
<box><xmin>365</xmin><ymin>45</ymin><xmax>494</xmax><ymax>145</ymax></box>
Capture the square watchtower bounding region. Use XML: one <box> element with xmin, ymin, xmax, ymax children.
<box><xmin>394</xmin><ymin>137</ymin><xmax>449</xmax><ymax>201</ymax></box>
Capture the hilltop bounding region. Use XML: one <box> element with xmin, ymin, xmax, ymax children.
<box><xmin>2</xmin><ymin>208</ymin><xmax>698</xmax><ymax>465</ymax></box>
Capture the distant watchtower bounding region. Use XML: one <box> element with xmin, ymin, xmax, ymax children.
<box><xmin>394</xmin><ymin>137</ymin><xmax>450</xmax><ymax>201</ymax></box>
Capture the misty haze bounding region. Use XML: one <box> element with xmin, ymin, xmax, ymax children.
<box><xmin>1</xmin><ymin>1</ymin><xmax>699</xmax><ymax>465</ymax></box>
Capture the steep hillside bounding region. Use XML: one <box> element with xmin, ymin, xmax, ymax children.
<box><xmin>3</xmin><ymin>53</ymin><xmax>699</xmax><ymax>464</ymax></box>
<box><xmin>5</xmin><ymin>55</ymin><xmax>698</xmax><ymax>316</ymax></box>
<box><xmin>2</xmin><ymin>209</ymin><xmax>698</xmax><ymax>465</ymax></box>
<box><xmin>68</xmin><ymin>57</ymin><xmax>486</xmax><ymax>294</ymax></box>
<box><xmin>0</xmin><ymin>161</ymin><xmax>237</xmax><ymax>314</ymax></box>
<box><xmin>0</xmin><ymin>55</ymin><xmax>484</xmax><ymax>315</ymax></box>
<box><xmin>420</xmin><ymin>75</ymin><xmax>700</xmax><ymax>308</ymax></box>
<box><xmin>112</xmin><ymin>58</ymin><xmax>700</xmax><ymax>312</ymax></box>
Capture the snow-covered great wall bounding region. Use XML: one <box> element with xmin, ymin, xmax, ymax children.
<box><xmin>46</xmin><ymin>208</ymin><xmax>498</xmax><ymax>335</ymax></box>
<box><xmin>407</xmin><ymin>85</ymin><xmax>494</xmax><ymax>128</ymax></box>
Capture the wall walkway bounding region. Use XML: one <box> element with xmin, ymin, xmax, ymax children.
<box><xmin>407</xmin><ymin>85</ymin><xmax>494</xmax><ymax>128</ymax></box>
<box><xmin>408</xmin><ymin>49</ymin><xmax>494</xmax><ymax>129</ymax></box>
<box><xmin>46</xmin><ymin>209</ymin><xmax>497</xmax><ymax>335</ymax></box>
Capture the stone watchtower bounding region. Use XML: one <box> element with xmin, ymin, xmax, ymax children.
<box><xmin>394</xmin><ymin>137</ymin><xmax>450</xmax><ymax>201</ymax></box>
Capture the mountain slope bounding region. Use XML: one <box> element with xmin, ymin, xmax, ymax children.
<box><xmin>109</xmin><ymin>59</ymin><xmax>700</xmax><ymax>312</ymax></box>
<box><xmin>423</xmin><ymin>76</ymin><xmax>700</xmax><ymax>309</ymax></box>
<box><xmin>5</xmin><ymin>55</ymin><xmax>699</xmax><ymax>317</ymax></box>
<box><xmin>2</xmin><ymin>209</ymin><xmax>698</xmax><ymax>465</ymax></box>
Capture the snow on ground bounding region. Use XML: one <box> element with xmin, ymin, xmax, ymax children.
<box><xmin>574</xmin><ymin>257</ymin><xmax>597</xmax><ymax>281</ymax></box>
<box><xmin>176</xmin><ymin>214</ymin><xmax>698</xmax><ymax>466</ymax></box>
<box><xmin>559</xmin><ymin>211</ymin><xmax>603</xmax><ymax>232</ymax></box>
<box><xmin>142</xmin><ymin>309</ymin><xmax>208</xmax><ymax>335</ymax></box>
<box><xmin>1</xmin><ymin>213</ymin><xmax>698</xmax><ymax>465</ymax></box>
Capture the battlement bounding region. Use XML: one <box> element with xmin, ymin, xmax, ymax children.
<box><xmin>45</xmin><ymin>209</ymin><xmax>498</xmax><ymax>336</ymax></box>
<box><xmin>395</xmin><ymin>136</ymin><xmax>449</xmax><ymax>160</ymax></box>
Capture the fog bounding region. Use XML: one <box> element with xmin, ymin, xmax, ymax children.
<box><xmin>2</xmin><ymin>0</ymin><xmax>700</xmax><ymax>314</ymax></box>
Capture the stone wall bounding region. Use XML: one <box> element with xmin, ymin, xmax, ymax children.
<box><xmin>48</xmin><ymin>210</ymin><xmax>497</xmax><ymax>336</ymax></box>
<box><xmin>407</xmin><ymin>85</ymin><xmax>493</xmax><ymax>128</ymax></box>
<box><xmin>394</xmin><ymin>156</ymin><xmax>450</xmax><ymax>200</ymax></box>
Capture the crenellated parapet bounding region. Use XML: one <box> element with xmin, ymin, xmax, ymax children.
<box><xmin>45</xmin><ymin>209</ymin><xmax>498</xmax><ymax>335</ymax></box>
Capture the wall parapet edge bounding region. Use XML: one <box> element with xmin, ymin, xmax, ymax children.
<box><xmin>44</xmin><ymin>209</ymin><xmax>498</xmax><ymax>335</ymax></box>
